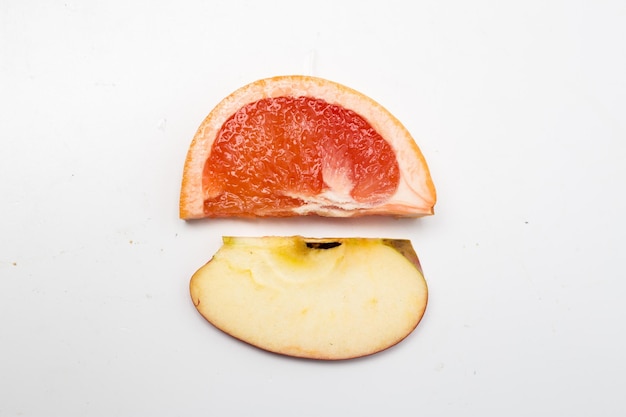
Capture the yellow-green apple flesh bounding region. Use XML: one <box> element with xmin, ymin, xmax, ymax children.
<box><xmin>190</xmin><ymin>236</ymin><xmax>428</xmax><ymax>360</ymax></box>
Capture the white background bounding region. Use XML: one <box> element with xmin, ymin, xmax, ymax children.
<box><xmin>1</xmin><ymin>1</ymin><xmax>625</xmax><ymax>416</ymax></box>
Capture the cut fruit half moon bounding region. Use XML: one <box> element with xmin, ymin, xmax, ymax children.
<box><xmin>190</xmin><ymin>236</ymin><xmax>428</xmax><ymax>360</ymax></box>
<box><xmin>180</xmin><ymin>75</ymin><xmax>436</xmax><ymax>219</ymax></box>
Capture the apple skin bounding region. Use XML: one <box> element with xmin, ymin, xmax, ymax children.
<box><xmin>190</xmin><ymin>236</ymin><xmax>428</xmax><ymax>360</ymax></box>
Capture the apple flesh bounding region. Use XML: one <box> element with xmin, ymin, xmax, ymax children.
<box><xmin>190</xmin><ymin>236</ymin><xmax>428</xmax><ymax>360</ymax></box>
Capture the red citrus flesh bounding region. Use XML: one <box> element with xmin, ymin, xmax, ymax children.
<box><xmin>202</xmin><ymin>96</ymin><xmax>400</xmax><ymax>216</ymax></box>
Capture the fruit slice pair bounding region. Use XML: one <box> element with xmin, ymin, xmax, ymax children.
<box><xmin>190</xmin><ymin>236</ymin><xmax>428</xmax><ymax>360</ymax></box>
<box><xmin>179</xmin><ymin>75</ymin><xmax>436</xmax><ymax>219</ymax></box>
<box><xmin>181</xmin><ymin>76</ymin><xmax>435</xmax><ymax>359</ymax></box>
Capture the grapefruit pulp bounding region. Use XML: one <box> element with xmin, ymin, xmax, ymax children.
<box><xmin>180</xmin><ymin>75</ymin><xmax>436</xmax><ymax>219</ymax></box>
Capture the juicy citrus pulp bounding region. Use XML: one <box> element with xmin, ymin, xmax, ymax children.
<box><xmin>203</xmin><ymin>96</ymin><xmax>400</xmax><ymax>215</ymax></box>
<box><xmin>180</xmin><ymin>75</ymin><xmax>436</xmax><ymax>218</ymax></box>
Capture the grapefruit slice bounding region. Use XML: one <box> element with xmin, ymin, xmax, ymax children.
<box><xmin>180</xmin><ymin>75</ymin><xmax>436</xmax><ymax>219</ymax></box>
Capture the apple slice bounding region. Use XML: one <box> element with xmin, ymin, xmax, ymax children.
<box><xmin>190</xmin><ymin>236</ymin><xmax>428</xmax><ymax>360</ymax></box>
